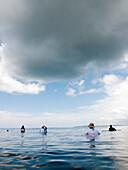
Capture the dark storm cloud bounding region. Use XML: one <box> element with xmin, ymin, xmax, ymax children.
<box><xmin>0</xmin><ymin>0</ymin><xmax>128</xmax><ymax>82</ymax></box>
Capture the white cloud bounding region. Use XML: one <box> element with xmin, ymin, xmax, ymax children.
<box><xmin>66</xmin><ymin>87</ymin><xmax>76</xmax><ymax>97</ymax></box>
<box><xmin>79</xmin><ymin>88</ymin><xmax>101</xmax><ymax>95</ymax></box>
<box><xmin>0</xmin><ymin>72</ymin><xmax>45</xmax><ymax>94</ymax></box>
<box><xmin>66</xmin><ymin>79</ymin><xmax>102</xmax><ymax>96</ymax></box>
<box><xmin>124</xmin><ymin>54</ymin><xmax>128</xmax><ymax>62</ymax></box>
<box><xmin>1</xmin><ymin>73</ymin><xmax>128</xmax><ymax>127</ymax></box>
<box><xmin>0</xmin><ymin>111</ymin><xmax>87</xmax><ymax>128</ymax></box>
<box><xmin>112</xmin><ymin>54</ymin><xmax>128</xmax><ymax>70</ymax></box>
<box><xmin>114</xmin><ymin>63</ymin><xmax>128</xmax><ymax>70</ymax></box>
<box><xmin>77</xmin><ymin>80</ymin><xmax>85</xmax><ymax>90</ymax></box>
<box><xmin>0</xmin><ymin>45</ymin><xmax>45</xmax><ymax>94</ymax></box>
<box><xmin>79</xmin><ymin>74</ymin><xmax>128</xmax><ymax>125</ymax></box>
<box><xmin>66</xmin><ymin>80</ymin><xmax>86</xmax><ymax>96</ymax></box>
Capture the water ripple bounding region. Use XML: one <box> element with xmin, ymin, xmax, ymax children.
<box><xmin>0</xmin><ymin>126</ymin><xmax>128</xmax><ymax>169</ymax></box>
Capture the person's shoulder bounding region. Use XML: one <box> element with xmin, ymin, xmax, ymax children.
<box><xmin>87</xmin><ymin>129</ymin><xmax>92</xmax><ymax>132</ymax></box>
<box><xmin>95</xmin><ymin>129</ymin><xmax>100</xmax><ymax>133</ymax></box>
<box><xmin>86</xmin><ymin>129</ymin><xmax>90</xmax><ymax>133</ymax></box>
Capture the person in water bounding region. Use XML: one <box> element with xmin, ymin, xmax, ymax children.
<box><xmin>21</xmin><ymin>125</ymin><xmax>25</xmax><ymax>133</ymax></box>
<box><xmin>109</xmin><ymin>125</ymin><xmax>116</xmax><ymax>131</ymax></box>
<box><xmin>85</xmin><ymin>123</ymin><xmax>100</xmax><ymax>141</ymax></box>
<box><xmin>40</xmin><ymin>125</ymin><xmax>47</xmax><ymax>135</ymax></box>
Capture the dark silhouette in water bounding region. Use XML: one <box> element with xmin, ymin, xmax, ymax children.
<box><xmin>109</xmin><ymin>125</ymin><xmax>116</xmax><ymax>131</ymax></box>
<box><xmin>21</xmin><ymin>125</ymin><xmax>25</xmax><ymax>133</ymax></box>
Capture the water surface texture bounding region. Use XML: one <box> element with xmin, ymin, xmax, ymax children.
<box><xmin>0</xmin><ymin>126</ymin><xmax>128</xmax><ymax>169</ymax></box>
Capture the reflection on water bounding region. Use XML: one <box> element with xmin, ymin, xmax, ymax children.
<box><xmin>21</xmin><ymin>133</ymin><xmax>24</xmax><ymax>146</ymax></box>
<box><xmin>0</xmin><ymin>126</ymin><xmax>128</xmax><ymax>169</ymax></box>
<box><xmin>89</xmin><ymin>144</ymin><xmax>96</xmax><ymax>148</ymax></box>
<box><xmin>41</xmin><ymin>135</ymin><xmax>47</xmax><ymax>149</ymax></box>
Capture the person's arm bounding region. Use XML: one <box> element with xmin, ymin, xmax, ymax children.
<box><xmin>85</xmin><ymin>131</ymin><xmax>89</xmax><ymax>135</ymax></box>
<box><xmin>96</xmin><ymin>130</ymin><xmax>100</xmax><ymax>135</ymax></box>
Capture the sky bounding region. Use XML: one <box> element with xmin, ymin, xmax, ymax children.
<box><xmin>0</xmin><ymin>0</ymin><xmax>128</xmax><ymax>128</ymax></box>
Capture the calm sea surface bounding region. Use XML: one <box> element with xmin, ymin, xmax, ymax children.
<box><xmin>0</xmin><ymin>125</ymin><xmax>128</xmax><ymax>169</ymax></box>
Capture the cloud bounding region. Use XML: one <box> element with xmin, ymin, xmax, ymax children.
<box><xmin>66</xmin><ymin>87</ymin><xmax>76</xmax><ymax>97</ymax></box>
<box><xmin>124</xmin><ymin>55</ymin><xmax>128</xmax><ymax>62</ymax></box>
<box><xmin>0</xmin><ymin>45</ymin><xmax>45</xmax><ymax>94</ymax></box>
<box><xmin>0</xmin><ymin>111</ymin><xmax>88</xmax><ymax>128</ymax></box>
<box><xmin>66</xmin><ymin>79</ymin><xmax>86</xmax><ymax>96</ymax></box>
<box><xmin>76</xmin><ymin>80</ymin><xmax>85</xmax><ymax>90</ymax></box>
<box><xmin>112</xmin><ymin>55</ymin><xmax>128</xmax><ymax>71</ymax></box>
<box><xmin>0</xmin><ymin>0</ymin><xmax>128</xmax><ymax>82</ymax></box>
<box><xmin>0</xmin><ymin>71</ymin><xmax>45</xmax><ymax>94</ymax></box>
<box><xmin>0</xmin><ymin>74</ymin><xmax>128</xmax><ymax>127</ymax></box>
<box><xmin>79</xmin><ymin>88</ymin><xmax>101</xmax><ymax>95</ymax></box>
<box><xmin>66</xmin><ymin>79</ymin><xmax>102</xmax><ymax>96</ymax></box>
<box><xmin>79</xmin><ymin>74</ymin><xmax>128</xmax><ymax>125</ymax></box>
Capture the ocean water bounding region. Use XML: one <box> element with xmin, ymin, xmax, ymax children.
<box><xmin>0</xmin><ymin>125</ymin><xmax>128</xmax><ymax>170</ymax></box>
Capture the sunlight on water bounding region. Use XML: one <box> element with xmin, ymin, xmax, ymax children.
<box><xmin>0</xmin><ymin>126</ymin><xmax>128</xmax><ymax>169</ymax></box>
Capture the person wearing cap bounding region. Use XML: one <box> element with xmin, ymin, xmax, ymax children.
<box><xmin>85</xmin><ymin>123</ymin><xmax>100</xmax><ymax>141</ymax></box>
<box><xmin>40</xmin><ymin>125</ymin><xmax>47</xmax><ymax>135</ymax></box>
